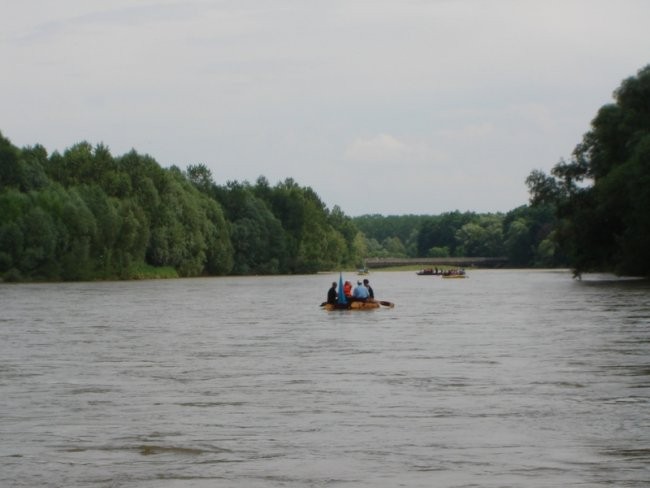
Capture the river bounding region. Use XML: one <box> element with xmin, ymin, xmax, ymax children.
<box><xmin>1</xmin><ymin>270</ymin><xmax>649</xmax><ymax>487</ymax></box>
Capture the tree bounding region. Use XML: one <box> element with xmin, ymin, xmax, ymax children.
<box><xmin>504</xmin><ymin>217</ymin><xmax>532</xmax><ymax>267</ymax></box>
<box><xmin>417</xmin><ymin>211</ymin><xmax>476</xmax><ymax>257</ymax></box>
<box><xmin>353</xmin><ymin>214</ymin><xmax>427</xmax><ymax>258</ymax></box>
<box><xmin>455</xmin><ymin>214</ymin><xmax>504</xmax><ymax>257</ymax></box>
<box><xmin>526</xmin><ymin>64</ymin><xmax>650</xmax><ymax>276</ymax></box>
<box><xmin>0</xmin><ymin>131</ymin><xmax>21</xmax><ymax>188</ymax></box>
<box><xmin>76</xmin><ymin>184</ymin><xmax>121</xmax><ymax>278</ymax></box>
<box><xmin>0</xmin><ymin>189</ymin><xmax>29</xmax><ymax>273</ymax></box>
<box><xmin>328</xmin><ymin>205</ymin><xmax>363</xmax><ymax>265</ymax></box>
<box><xmin>186</xmin><ymin>163</ymin><xmax>215</xmax><ymax>194</ymax></box>
<box><xmin>382</xmin><ymin>236</ymin><xmax>407</xmax><ymax>257</ymax></box>
<box><xmin>58</xmin><ymin>188</ymin><xmax>98</xmax><ymax>280</ymax></box>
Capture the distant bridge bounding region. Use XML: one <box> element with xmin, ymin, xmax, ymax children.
<box><xmin>364</xmin><ymin>257</ymin><xmax>509</xmax><ymax>268</ymax></box>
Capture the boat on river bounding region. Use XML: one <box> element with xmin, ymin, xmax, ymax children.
<box><xmin>416</xmin><ymin>268</ymin><xmax>442</xmax><ymax>276</ymax></box>
<box><xmin>321</xmin><ymin>299</ymin><xmax>394</xmax><ymax>311</ymax></box>
<box><xmin>441</xmin><ymin>269</ymin><xmax>467</xmax><ymax>279</ymax></box>
<box><xmin>323</xmin><ymin>273</ymin><xmax>394</xmax><ymax>310</ymax></box>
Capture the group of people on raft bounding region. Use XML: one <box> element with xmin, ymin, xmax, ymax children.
<box><xmin>327</xmin><ymin>278</ymin><xmax>374</xmax><ymax>304</ymax></box>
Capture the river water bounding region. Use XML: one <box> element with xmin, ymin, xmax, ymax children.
<box><xmin>1</xmin><ymin>270</ymin><xmax>649</xmax><ymax>487</ymax></box>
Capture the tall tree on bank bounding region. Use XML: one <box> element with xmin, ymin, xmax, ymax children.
<box><xmin>526</xmin><ymin>65</ymin><xmax>650</xmax><ymax>276</ymax></box>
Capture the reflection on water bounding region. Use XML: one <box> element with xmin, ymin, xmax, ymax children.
<box><xmin>1</xmin><ymin>270</ymin><xmax>649</xmax><ymax>487</ymax></box>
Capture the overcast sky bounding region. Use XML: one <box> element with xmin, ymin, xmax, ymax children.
<box><xmin>2</xmin><ymin>1</ymin><xmax>649</xmax><ymax>216</ymax></box>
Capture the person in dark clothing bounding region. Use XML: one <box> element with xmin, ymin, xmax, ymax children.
<box><xmin>363</xmin><ymin>279</ymin><xmax>374</xmax><ymax>299</ymax></box>
<box><xmin>327</xmin><ymin>282</ymin><xmax>338</xmax><ymax>304</ymax></box>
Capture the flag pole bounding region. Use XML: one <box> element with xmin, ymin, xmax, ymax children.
<box><xmin>338</xmin><ymin>272</ymin><xmax>347</xmax><ymax>304</ymax></box>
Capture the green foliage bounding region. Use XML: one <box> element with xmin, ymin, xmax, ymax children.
<box><xmin>0</xmin><ymin>131</ymin><xmax>22</xmax><ymax>188</ymax></box>
<box><xmin>212</xmin><ymin>180</ymin><xmax>286</xmax><ymax>274</ymax></box>
<box><xmin>19</xmin><ymin>204</ymin><xmax>59</xmax><ymax>278</ymax></box>
<box><xmin>416</xmin><ymin>211</ymin><xmax>476</xmax><ymax>257</ymax></box>
<box><xmin>502</xmin><ymin>205</ymin><xmax>562</xmax><ymax>267</ymax></box>
<box><xmin>354</xmin><ymin>214</ymin><xmax>426</xmax><ymax>258</ymax></box>
<box><xmin>249</xmin><ymin>178</ymin><xmax>361</xmax><ymax>273</ymax></box>
<box><xmin>455</xmin><ymin>215</ymin><xmax>504</xmax><ymax>257</ymax></box>
<box><xmin>186</xmin><ymin>163</ymin><xmax>214</xmax><ymax>194</ymax></box>
<box><xmin>0</xmin><ymin>131</ymin><xmax>49</xmax><ymax>192</ymax></box>
<box><xmin>526</xmin><ymin>64</ymin><xmax>650</xmax><ymax>276</ymax></box>
<box><xmin>382</xmin><ymin>236</ymin><xmax>407</xmax><ymax>257</ymax></box>
<box><xmin>354</xmin><ymin>208</ymin><xmax>558</xmax><ymax>267</ymax></box>
<box><xmin>75</xmin><ymin>185</ymin><xmax>120</xmax><ymax>278</ymax></box>
<box><xmin>0</xmin><ymin>133</ymin><xmax>239</xmax><ymax>281</ymax></box>
<box><xmin>427</xmin><ymin>246</ymin><xmax>450</xmax><ymax>258</ymax></box>
<box><xmin>198</xmin><ymin>171</ymin><xmax>361</xmax><ymax>275</ymax></box>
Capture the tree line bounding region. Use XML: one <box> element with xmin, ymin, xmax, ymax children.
<box><xmin>352</xmin><ymin>205</ymin><xmax>563</xmax><ymax>268</ymax></box>
<box><xmin>0</xmin><ymin>136</ymin><xmax>363</xmax><ymax>281</ymax></box>
<box><xmin>1</xmin><ymin>64</ymin><xmax>648</xmax><ymax>281</ymax></box>
<box><xmin>0</xmin><ymin>130</ymin><xmax>561</xmax><ymax>282</ymax></box>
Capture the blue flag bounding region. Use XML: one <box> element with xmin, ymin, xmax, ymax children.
<box><xmin>338</xmin><ymin>272</ymin><xmax>347</xmax><ymax>304</ymax></box>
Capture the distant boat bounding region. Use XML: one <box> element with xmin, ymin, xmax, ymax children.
<box><xmin>441</xmin><ymin>269</ymin><xmax>467</xmax><ymax>279</ymax></box>
<box><xmin>357</xmin><ymin>267</ymin><xmax>369</xmax><ymax>275</ymax></box>
<box><xmin>416</xmin><ymin>268</ymin><xmax>442</xmax><ymax>276</ymax></box>
<box><xmin>417</xmin><ymin>268</ymin><xmax>468</xmax><ymax>278</ymax></box>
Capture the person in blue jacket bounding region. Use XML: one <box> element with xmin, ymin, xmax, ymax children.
<box><xmin>352</xmin><ymin>280</ymin><xmax>369</xmax><ymax>301</ymax></box>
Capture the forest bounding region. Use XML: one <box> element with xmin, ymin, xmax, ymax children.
<box><xmin>0</xmin><ymin>130</ymin><xmax>559</xmax><ymax>282</ymax></box>
<box><xmin>1</xmin><ymin>64</ymin><xmax>648</xmax><ymax>281</ymax></box>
